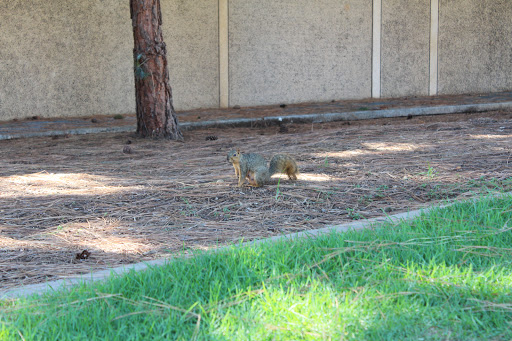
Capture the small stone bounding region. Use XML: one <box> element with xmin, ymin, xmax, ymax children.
<box><xmin>75</xmin><ymin>250</ymin><xmax>91</xmax><ymax>260</ymax></box>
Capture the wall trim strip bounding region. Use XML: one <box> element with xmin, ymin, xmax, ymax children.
<box><xmin>372</xmin><ymin>0</ymin><xmax>382</xmax><ymax>98</ymax></box>
<box><xmin>429</xmin><ymin>0</ymin><xmax>439</xmax><ymax>95</ymax></box>
<box><xmin>219</xmin><ymin>0</ymin><xmax>229</xmax><ymax>107</ymax></box>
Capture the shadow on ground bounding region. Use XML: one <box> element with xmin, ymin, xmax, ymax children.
<box><xmin>1</xmin><ymin>110</ymin><xmax>512</xmax><ymax>289</ymax></box>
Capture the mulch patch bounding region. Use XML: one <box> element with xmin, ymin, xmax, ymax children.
<box><xmin>1</xmin><ymin>110</ymin><xmax>512</xmax><ymax>290</ymax></box>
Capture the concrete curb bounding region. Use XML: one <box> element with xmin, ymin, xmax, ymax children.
<box><xmin>1</xmin><ymin>101</ymin><xmax>512</xmax><ymax>140</ymax></box>
<box><xmin>4</xmin><ymin>190</ymin><xmax>511</xmax><ymax>299</ymax></box>
<box><xmin>182</xmin><ymin>101</ymin><xmax>512</xmax><ymax>129</ymax></box>
<box><xmin>1</xmin><ymin>207</ymin><xmax>433</xmax><ymax>299</ymax></box>
<box><xmin>0</xmin><ymin>126</ymin><xmax>135</xmax><ymax>140</ymax></box>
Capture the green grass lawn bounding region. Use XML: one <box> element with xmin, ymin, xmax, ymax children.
<box><xmin>2</xmin><ymin>194</ymin><xmax>512</xmax><ymax>340</ymax></box>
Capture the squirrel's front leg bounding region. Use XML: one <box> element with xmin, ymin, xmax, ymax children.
<box><xmin>238</xmin><ymin>163</ymin><xmax>247</xmax><ymax>187</ymax></box>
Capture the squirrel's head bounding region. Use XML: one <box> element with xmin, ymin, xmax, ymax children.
<box><xmin>227</xmin><ymin>149</ymin><xmax>242</xmax><ymax>163</ymax></box>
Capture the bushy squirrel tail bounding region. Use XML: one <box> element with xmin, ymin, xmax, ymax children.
<box><xmin>269</xmin><ymin>154</ymin><xmax>299</xmax><ymax>180</ymax></box>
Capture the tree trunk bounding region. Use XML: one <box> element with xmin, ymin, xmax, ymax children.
<box><xmin>130</xmin><ymin>0</ymin><xmax>183</xmax><ymax>140</ymax></box>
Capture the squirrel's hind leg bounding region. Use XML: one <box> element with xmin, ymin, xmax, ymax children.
<box><xmin>286</xmin><ymin>166</ymin><xmax>298</xmax><ymax>180</ymax></box>
<box><xmin>246</xmin><ymin>171</ymin><xmax>258</xmax><ymax>186</ymax></box>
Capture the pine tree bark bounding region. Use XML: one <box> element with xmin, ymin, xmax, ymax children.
<box><xmin>130</xmin><ymin>0</ymin><xmax>183</xmax><ymax>140</ymax></box>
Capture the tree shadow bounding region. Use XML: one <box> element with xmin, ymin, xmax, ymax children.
<box><xmin>1</xmin><ymin>113</ymin><xmax>512</xmax><ymax>289</ymax></box>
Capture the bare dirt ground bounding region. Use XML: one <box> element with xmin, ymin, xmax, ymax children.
<box><xmin>1</xmin><ymin>111</ymin><xmax>512</xmax><ymax>290</ymax></box>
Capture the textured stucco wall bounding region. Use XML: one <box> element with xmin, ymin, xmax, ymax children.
<box><xmin>1</xmin><ymin>0</ymin><xmax>512</xmax><ymax>121</ymax></box>
<box><xmin>381</xmin><ymin>0</ymin><xmax>430</xmax><ymax>97</ymax></box>
<box><xmin>228</xmin><ymin>0</ymin><xmax>372</xmax><ymax>107</ymax></box>
<box><xmin>0</xmin><ymin>0</ymin><xmax>218</xmax><ymax>120</ymax></box>
<box><xmin>0</xmin><ymin>1</ymin><xmax>134</xmax><ymax>120</ymax></box>
<box><xmin>438</xmin><ymin>0</ymin><xmax>512</xmax><ymax>94</ymax></box>
<box><xmin>161</xmin><ymin>0</ymin><xmax>219</xmax><ymax>110</ymax></box>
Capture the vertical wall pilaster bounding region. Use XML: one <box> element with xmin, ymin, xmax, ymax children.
<box><xmin>372</xmin><ymin>0</ymin><xmax>382</xmax><ymax>98</ymax></box>
<box><xmin>219</xmin><ymin>0</ymin><xmax>229</xmax><ymax>107</ymax></box>
<box><xmin>429</xmin><ymin>0</ymin><xmax>439</xmax><ymax>95</ymax></box>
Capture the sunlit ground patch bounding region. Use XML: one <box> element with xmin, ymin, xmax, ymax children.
<box><xmin>0</xmin><ymin>172</ymin><xmax>137</xmax><ymax>198</ymax></box>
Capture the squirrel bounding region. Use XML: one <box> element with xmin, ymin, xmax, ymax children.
<box><xmin>227</xmin><ymin>149</ymin><xmax>299</xmax><ymax>187</ymax></box>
